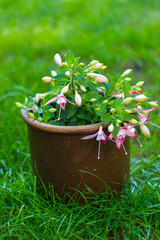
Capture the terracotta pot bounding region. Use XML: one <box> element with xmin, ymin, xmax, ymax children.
<box><xmin>21</xmin><ymin>109</ymin><xmax>130</xmax><ymax>197</ymax></box>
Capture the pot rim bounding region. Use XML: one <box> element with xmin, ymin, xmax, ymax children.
<box><xmin>21</xmin><ymin>109</ymin><xmax>109</xmax><ymax>134</ymax></box>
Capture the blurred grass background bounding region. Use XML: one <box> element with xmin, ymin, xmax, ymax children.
<box><xmin>0</xmin><ymin>0</ymin><xmax>160</xmax><ymax>239</ymax></box>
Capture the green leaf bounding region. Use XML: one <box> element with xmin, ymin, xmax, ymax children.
<box><xmin>112</xmin><ymin>124</ymin><xmax>120</xmax><ymax>138</ymax></box>
<box><xmin>66</xmin><ymin>105</ymin><xmax>77</xmax><ymax>119</ymax></box>
<box><xmin>27</xmin><ymin>96</ymin><xmax>34</xmax><ymax>107</ymax></box>
<box><xmin>77</xmin><ymin>113</ymin><xmax>91</xmax><ymax>121</ymax></box>
<box><xmin>65</xmin><ymin>50</ymin><xmax>74</xmax><ymax>65</ymax></box>
<box><xmin>101</xmin><ymin>113</ymin><xmax>112</xmax><ymax>123</ymax></box>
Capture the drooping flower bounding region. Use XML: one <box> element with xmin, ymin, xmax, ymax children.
<box><xmin>44</xmin><ymin>91</ymin><xmax>76</xmax><ymax>120</ymax></box>
<box><xmin>81</xmin><ymin>125</ymin><xmax>108</xmax><ymax>159</ymax></box>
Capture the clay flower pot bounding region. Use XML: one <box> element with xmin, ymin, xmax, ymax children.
<box><xmin>22</xmin><ymin>109</ymin><xmax>130</xmax><ymax>197</ymax></box>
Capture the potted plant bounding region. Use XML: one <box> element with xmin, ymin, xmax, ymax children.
<box><xmin>16</xmin><ymin>50</ymin><xmax>159</xmax><ymax>197</ymax></box>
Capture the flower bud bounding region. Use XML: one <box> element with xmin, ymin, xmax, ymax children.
<box><xmin>48</xmin><ymin>108</ymin><xmax>57</xmax><ymax>113</ymax></box>
<box><xmin>80</xmin><ymin>85</ymin><xmax>86</xmax><ymax>92</ymax></box>
<box><xmin>89</xmin><ymin>60</ymin><xmax>99</xmax><ymax>66</ymax></box>
<box><xmin>108</xmin><ymin>123</ymin><xmax>114</xmax><ymax>132</ymax></box>
<box><xmin>65</xmin><ymin>71</ymin><xmax>70</xmax><ymax>77</ymax></box>
<box><xmin>135</xmin><ymin>95</ymin><xmax>148</xmax><ymax>102</ymax></box>
<box><xmin>51</xmin><ymin>71</ymin><xmax>57</xmax><ymax>77</ymax></box>
<box><xmin>102</xmin><ymin>65</ymin><xmax>107</xmax><ymax>70</ymax></box>
<box><xmin>42</xmin><ymin>76</ymin><xmax>54</xmax><ymax>83</ymax></box>
<box><xmin>134</xmin><ymin>87</ymin><xmax>141</xmax><ymax>92</ymax></box>
<box><xmin>75</xmin><ymin>91</ymin><xmax>82</xmax><ymax>106</ymax></box>
<box><xmin>24</xmin><ymin>97</ymin><xmax>28</xmax><ymax>105</ymax></box>
<box><xmin>61</xmin><ymin>85</ymin><xmax>69</xmax><ymax>94</ymax></box>
<box><xmin>62</xmin><ymin>61</ymin><xmax>68</xmax><ymax>66</ymax></box>
<box><xmin>149</xmin><ymin>101</ymin><xmax>158</xmax><ymax>107</ymax></box>
<box><xmin>117</xmin><ymin>119</ymin><xmax>122</xmax><ymax>123</ymax></box>
<box><xmin>102</xmin><ymin>99</ymin><xmax>109</xmax><ymax>104</ymax></box>
<box><xmin>121</xmin><ymin>69</ymin><xmax>132</xmax><ymax>77</ymax></box>
<box><xmin>79</xmin><ymin>62</ymin><xmax>85</xmax><ymax>66</ymax></box>
<box><xmin>110</xmin><ymin>108</ymin><xmax>116</xmax><ymax>113</ymax></box>
<box><xmin>38</xmin><ymin>117</ymin><xmax>42</xmax><ymax>122</ymax></box>
<box><xmin>125</xmin><ymin>109</ymin><xmax>132</xmax><ymax>114</ymax></box>
<box><xmin>130</xmin><ymin>119</ymin><xmax>138</xmax><ymax>124</ymax></box>
<box><xmin>125</xmin><ymin>77</ymin><xmax>132</xmax><ymax>81</ymax></box>
<box><xmin>92</xmin><ymin>63</ymin><xmax>103</xmax><ymax>69</ymax></box>
<box><xmin>94</xmin><ymin>74</ymin><xmax>108</xmax><ymax>83</ymax></box>
<box><xmin>140</xmin><ymin>110</ymin><xmax>149</xmax><ymax>114</ymax></box>
<box><xmin>89</xmin><ymin>98</ymin><xmax>97</xmax><ymax>102</ymax></box>
<box><xmin>95</xmin><ymin>106</ymin><xmax>100</xmax><ymax>111</ymax></box>
<box><xmin>15</xmin><ymin>102</ymin><xmax>23</xmax><ymax>108</ymax></box>
<box><xmin>87</xmin><ymin>73</ymin><xmax>98</xmax><ymax>79</ymax></box>
<box><xmin>116</xmin><ymin>123</ymin><xmax>120</xmax><ymax>127</ymax></box>
<box><xmin>54</xmin><ymin>53</ymin><xmax>62</xmax><ymax>66</ymax></box>
<box><xmin>137</xmin><ymin>105</ymin><xmax>142</xmax><ymax>110</ymax></box>
<box><xmin>136</xmin><ymin>81</ymin><xmax>144</xmax><ymax>87</ymax></box>
<box><xmin>140</xmin><ymin>124</ymin><xmax>150</xmax><ymax>137</ymax></box>
<box><xmin>28</xmin><ymin>112</ymin><xmax>35</xmax><ymax>119</ymax></box>
<box><xmin>123</xmin><ymin>97</ymin><xmax>132</xmax><ymax>105</ymax></box>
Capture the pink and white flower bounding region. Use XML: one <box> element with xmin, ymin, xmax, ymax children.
<box><xmin>81</xmin><ymin>125</ymin><xmax>108</xmax><ymax>159</ymax></box>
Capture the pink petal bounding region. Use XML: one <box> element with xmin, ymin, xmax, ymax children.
<box><xmin>116</xmin><ymin>139</ymin><xmax>122</xmax><ymax>150</ymax></box>
<box><xmin>146</xmin><ymin>107</ymin><xmax>157</xmax><ymax>112</ymax></box>
<box><xmin>122</xmin><ymin>129</ymin><xmax>137</xmax><ymax>138</ymax></box>
<box><xmin>81</xmin><ymin>132</ymin><xmax>98</xmax><ymax>140</ymax></box>
<box><xmin>130</xmin><ymin>91</ymin><xmax>137</xmax><ymax>95</ymax></box>
<box><xmin>63</xmin><ymin>96</ymin><xmax>77</xmax><ymax>105</ymax></box>
<box><xmin>43</xmin><ymin>96</ymin><xmax>59</xmax><ymax>106</ymax></box>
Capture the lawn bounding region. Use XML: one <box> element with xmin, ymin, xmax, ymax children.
<box><xmin>0</xmin><ymin>0</ymin><xmax>160</xmax><ymax>239</ymax></box>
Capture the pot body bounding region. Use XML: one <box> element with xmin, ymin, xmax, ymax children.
<box><xmin>22</xmin><ymin>109</ymin><xmax>130</xmax><ymax>196</ymax></box>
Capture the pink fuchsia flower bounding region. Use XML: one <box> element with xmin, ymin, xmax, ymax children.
<box><xmin>137</xmin><ymin>107</ymin><xmax>160</xmax><ymax>129</ymax></box>
<box><xmin>81</xmin><ymin>125</ymin><xmax>108</xmax><ymax>159</ymax></box>
<box><xmin>44</xmin><ymin>91</ymin><xmax>76</xmax><ymax>120</ymax></box>
<box><xmin>108</xmin><ymin>125</ymin><xmax>137</xmax><ymax>154</ymax></box>
<box><xmin>54</xmin><ymin>53</ymin><xmax>62</xmax><ymax>66</ymax></box>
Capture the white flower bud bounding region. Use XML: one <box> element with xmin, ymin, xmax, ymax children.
<box><xmin>54</xmin><ymin>53</ymin><xmax>62</xmax><ymax>66</ymax></box>
<box><xmin>102</xmin><ymin>65</ymin><xmax>107</xmax><ymax>70</ymax></box>
<box><xmin>116</xmin><ymin>123</ymin><xmax>120</xmax><ymax>127</ymax></box>
<box><xmin>89</xmin><ymin>98</ymin><xmax>97</xmax><ymax>102</ymax></box>
<box><xmin>149</xmin><ymin>101</ymin><xmax>158</xmax><ymax>107</ymax></box>
<box><xmin>135</xmin><ymin>95</ymin><xmax>148</xmax><ymax>102</ymax></box>
<box><xmin>125</xmin><ymin>77</ymin><xmax>132</xmax><ymax>81</ymax></box>
<box><xmin>108</xmin><ymin>123</ymin><xmax>114</xmax><ymax>132</ymax></box>
<box><xmin>80</xmin><ymin>85</ymin><xmax>86</xmax><ymax>92</ymax></box>
<box><xmin>28</xmin><ymin>112</ymin><xmax>35</xmax><ymax>119</ymax></box>
<box><xmin>134</xmin><ymin>87</ymin><xmax>141</xmax><ymax>92</ymax></box>
<box><xmin>42</xmin><ymin>76</ymin><xmax>54</xmax><ymax>83</ymax></box>
<box><xmin>137</xmin><ymin>105</ymin><xmax>142</xmax><ymax>110</ymax></box>
<box><xmin>130</xmin><ymin>119</ymin><xmax>138</xmax><ymax>124</ymax></box>
<box><xmin>65</xmin><ymin>71</ymin><xmax>70</xmax><ymax>77</ymax></box>
<box><xmin>32</xmin><ymin>105</ymin><xmax>38</xmax><ymax>112</ymax></box>
<box><xmin>123</xmin><ymin>97</ymin><xmax>133</xmax><ymax>105</ymax></box>
<box><xmin>136</xmin><ymin>81</ymin><xmax>144</xmax><ymax>87</ymax></box>
<box><xmin>121</xmin><ymin>69</ymin><xmax>132</xmax><ymax>77</ymax></box>
<box><xmin>87</xmin><ymin>73</ymin><xmax>98</xmax><ymax>79</ymax></box>
<box><xmin>140</xmin><ymin>124</ymin><xmax>150</xmax><ymax>137</ymax></box>
<box><xmin>110</xmin><ymin>108</ymin><xmax>116</xmax><ymax>113</ymax></box>
<box><xmin>92</xmin><ymin>63</ymin><xmax>103</xmax><ymax>69</ymax></box>
<box><xmin>15</xmin><ymin>102</ymin><xmax>23</xmax><ymax>108</ymax></box>
<box><xmin>48</xmin><ymin>108</ymin><xmax>57</xmax><ymax>113</ymax></box>
<box><xmin>51</xmin><ymin>71</ymin><xmax>57</xmax><ymax>77</ymax></box>
<box><xmin>89</xmin><ymin>60</ymin><xmax>99</xmax><ymax>66</ymax></box>
<box><xmin>102</xmin><ymin>99</ymin><xmax>109</xmax><ymax>104</ymax></box>
<box><xmin>61</xmin><ymin>85</ymin><xmax>69</xmax><ymax>94</ymax></box>
<box><xmin>79</xmin><ymin>62</ymin><xmax>85</xmax><ymax>66</ymax></box>
<box><xmin>75</xmin><ymin>91</ymin><xmax>82</xmax><ymax>106</ymax></box>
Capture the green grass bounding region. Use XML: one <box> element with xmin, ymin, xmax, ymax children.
<box><xmin>0</xmin><ymin>0</ymin><xmax>160</xmax><ymax>239</ymax></box>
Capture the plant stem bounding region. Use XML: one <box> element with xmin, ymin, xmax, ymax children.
<box><xmin>71</xmin><ymin>66</ymin><xmax>75</xmax><ymax>94</ymax></box>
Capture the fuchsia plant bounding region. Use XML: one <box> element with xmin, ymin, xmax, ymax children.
<box><xmin>16</xmin><ymin>50</ymin><xmax>159</xmax><ymax>159</ymax></box>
